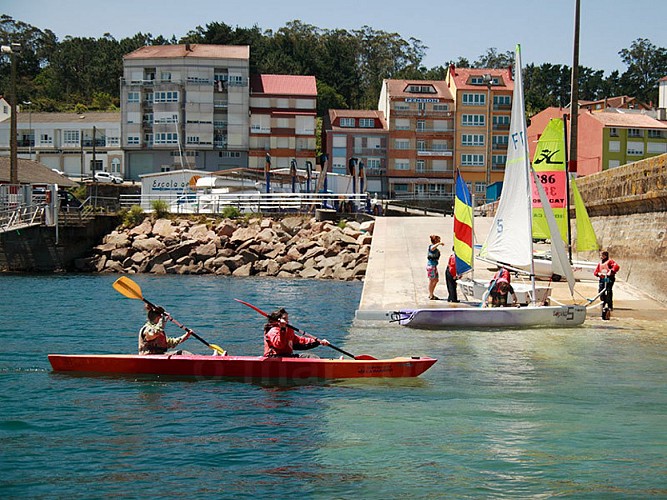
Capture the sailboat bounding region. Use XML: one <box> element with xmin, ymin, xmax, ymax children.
<box><xmin>394</xmin><ymin>45</ymin><xmax>586</xmax><ymax>329</ymax></box>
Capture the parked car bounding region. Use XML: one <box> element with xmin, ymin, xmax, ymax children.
<box><xmin>58</xmin><ymin>189</ymin><xmax>83</xmax><ymax>210</ymax></box>
<box><xmin>93</xmin><ymin>171</ymin><xmax>123</xmax><ymax>184</ymax></box>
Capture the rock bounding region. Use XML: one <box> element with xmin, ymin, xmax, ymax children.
<box><xmin>132</xmin><ymin>237</ymin><xmax>166</xmax><ymax>253</ymax></box>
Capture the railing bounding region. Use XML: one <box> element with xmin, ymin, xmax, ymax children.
<box><xmin>120</xmin><ymin>192</ymin><xmax>370</xmax><ymax>215</ymax></box>
<box><xmin>0</xmin><ymin>204</ymin><xmax>44</xmax><ymax>232</ymax></box>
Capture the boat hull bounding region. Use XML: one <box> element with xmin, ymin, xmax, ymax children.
<box><xmin>393</xmin><ymin>304</ymin><xmax>586</xmax><ymax>329</ymax></box>
<box><xmin>458</xmin><ymin>279</ymin><xmax>552</xmax><ymax>305</ymax></box>
<box><xmin>48</xmin><ymin>354</ymin><xmax>437</xmax><ymax>380</ymax></box>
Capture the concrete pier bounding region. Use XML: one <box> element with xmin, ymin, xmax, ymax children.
<box><xmin>356</xmin><ymin>216</ymin><xmax>666</xmax><ymax>321</ymax></box>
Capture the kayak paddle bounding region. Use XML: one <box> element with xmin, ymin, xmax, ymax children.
<box><xmin>113</xmin><ymin>276</ymin><xmax>227</xmax><ymax>355</ymax></box>
<box><xmin>234</xmin><ymin>298</ymin><xmax>376</xmax><ymax>360</ymax></box>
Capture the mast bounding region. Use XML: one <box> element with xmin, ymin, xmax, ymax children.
<box><xmin>569</xmin><ymin>0</ymin><xmax>580</xmax><ymax>176</ymax></box>
<box><xmin>563</xmin><ymin>114</ymin><xmax>573</xmax><ymax>262</ymax></box>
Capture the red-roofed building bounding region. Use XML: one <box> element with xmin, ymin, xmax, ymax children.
<box><xmin>377</xmin><ymin>79</ymin><xmax>455</xmax><ymax>198</ymax></box>
<box><xmin>446</xmin><ymin>65</ymin><xmax>514</xmax><ymax>201</ymax></box>
<box><xmin>528</xmin><ymin>106</ymin><xmax>667</xmax><ymax>175</ymax></box>
<box><xmin>321</xmin><ymin>109</ymin><xmax>388</xmax><ymax>194</ymax></box>
<box><xmin>249</xmin><ymin>74</ymin><xmax>317</xmax><ymax>171</ymax></box>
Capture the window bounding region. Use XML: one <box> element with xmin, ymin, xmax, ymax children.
<box><xmin>394</xmin><ymin>103</ymin><xmax>410</xmax><ymax>111</ymax></box>
<box><xmin>228</xmin><ymin>75</ymin><xmax>244</xmax><ymax>86</ymax></box>
<box><xmin>493</xmin><ymin>95</ymin><xmax>511</xmax><ymax>106</ymax></box>
<box><xmin>144</xmin><ymin>133</ymin><xmax>153</xmax><ymax>144</ymax></box>
<box><xmin>627</xmin><ymin>141</ymin><xmax>644</xmax><ymax>155</ymax></box>
<box><xmin>417</xmin><ymin>140</ymin><xmax>426</xmax><ymax>151</ymax></box>
<box><xmin>608</xmin><ymin>140</ymin><xmax>620</xmax><ymax>152</ymax></box>
<box><xmin>609</xmin><ymin>127</ymin><xmax>618</xmax><ymax>137</ymax></box>
<box><xmin>433</xmin><ymin>104</ymin><xmax>449</xmax><ymax>111</ymax></box>
<box><xmin>492</xmin><ymin>135</ymin><xmax>508</xmax><ymax>148</ymax></box>
<box><xmin>186</xmin><ymin>136</ymin><xmax>200</xmax><ymax>144</ymax></box>
<box><xmin>395</xmin><ymin>118</ymin><xmax>410</xmax><ymax>130</ymax></box>
<box><xmin>462</xmin><ymin>134</ymin><xmax>484</xmax><ymax>146</ymax></box>
<box><xmin>461</xmin><ymin>154</ymin><xmax>484</xmax><ymax>166</ymax></box>
<box><xmin>107</xmin><ymin>136</ymin><xmax>120</xmax><ymax>146</ymax></box>
<box><xmin>359</xmin><ymin>118</ymin><xmax>375</xmax><ymax>128</ymax></box>
<box><xmin>628</xmin><ymin>128</ymin><xmax>642</xmax><ymax>138</ymax></box>
<box><xmin>493</xmin><ymin>116</ymin><xmax>510</xmax><ymax>127</ymax></box>
<box><xmin>462</xmin><ymin>114</ymin><xmax>485</xmax><ymax>127</ymax></box>
<box><xmin>394</xmin><ymin>159</ymin><xmax>410</xmax><ymax>170</ymax></box>
<box><xmin>127</xmin><ymin>92</ymin><xmax>140</xmax><ymax>103</ymax></box>
<box><xmin>111</xmin><ymin>158</ymin><xmax>121</xmax><ymax>175</ymax></box>
<box><xmin>63</xmin><ymin>130</ymin><xmax>80</xmax><ymax>145</ymax></box>
<box><xmin>416</xmin><ymin>120</ymin><xmax>426</xmax><ymax>131</ymax></box>
<box><xmin>154</xmin><ymin>132</ymin><xmax>178</xmax><ymax>144</ymax></box>
<box><xmin>366</xmin><ymin>158</ymin><xmax>381</xmax><ymax>169</ymax></box>
<box><xmin>416</xmin><ymin>160</ymin><xmax>426</xmax><ymax>173</ymax></box>
<box><xmin>127</xmin><ymin>136</ymin><xmax>140</xmax><ymax>145</ymax></box>
<box><xmin>395</xmin><ymin>139</ymin><xmax>410</xmax><ymax>150</ymax></box>
<box><xmin>462</xmin><ymin>93</ymin><xmax>486</xmax><ymax>106</ymax></box>
<box><xmin>648</xmin><ymin>129</ymin><xmax>664</xmax><ymax>138</ymax></box>
<box><xmin>492</xmin><ymin>154</ymin><xmax>507</xmax><ymax>167</ymax></box>
<box><xmin>407</xmin><ymin>85</ymin><xmax>435</xmax><ymax>93</ymax></box>
<box><xmin>340</xmin><ymin>118</ymin><xmax>355</xmax><ymax>127</ymax></box>
<box><xmin>474</xmin><ymin>183</ymin><xmax>487</xmax><ymax>194</ymax></box>
<box><xmin>40</xmin><ymin>134</ymin><xmax>53</xmax><ymax>145</ymax></box>
<box><xmin>154</xmin><ymin>91</ymin><xmax>179</xmax><ymax>103</ymax></box>
<box><xmin>608</xmin><ymin>159</ymin><xmax>621</xmax><ymax>169</ymax></box>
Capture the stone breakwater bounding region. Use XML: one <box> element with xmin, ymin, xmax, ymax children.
<box><xmin>76</xmin><ymin>215</ymin><xmax>373</xmax><ymax>281</ymax></box>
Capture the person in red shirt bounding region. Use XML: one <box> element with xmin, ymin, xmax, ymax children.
<box><xmin>445</xmin><ymin>247</ymin><xmax>460</xmax><ymax>303</ymax></box>
<box><xmin>263</xmin><ymin>308</ymin><xmax>329</xmax><ymax>358</ymax></box>
<box><xmin>593</xmin><ymin>250</ymin><xmax>620</xmax><ymax>312</ymax></box>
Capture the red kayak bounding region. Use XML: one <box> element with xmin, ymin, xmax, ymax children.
<box><xmin>48</xmin><ymin>354</ymin><xmax>437</xmax><ymax>380</ymax></box>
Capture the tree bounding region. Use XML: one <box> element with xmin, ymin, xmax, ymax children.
<box><xmin>618</xmin><ymin>38</ymin><xmax>667</xmax><ymax>105</ymax></box>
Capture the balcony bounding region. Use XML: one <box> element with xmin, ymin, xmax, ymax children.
<box><xmin>417</xmin><ymin>149</ymin><xmax>453</xmax><ymax>157</ymax></box>
<box><xmin>353</xmin><ymin>147</ymin><xmax>387</xmax><ymax>156</ymax></box>
<box><xmin>493</xmin><ymin>123</ymin><xmax>510</xmax><ymax>130</ymax></box>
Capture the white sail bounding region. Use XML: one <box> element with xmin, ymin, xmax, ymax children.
<box><xmin>480</xmin><ymin>45</ymin><xmax>532</xmax><ymax>267</ymax></box>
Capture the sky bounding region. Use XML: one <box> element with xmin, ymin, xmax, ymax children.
<box><xmin>3</xmin><ymin>0</ymin><xmax>666</xmax><ymax>74</ymax></box>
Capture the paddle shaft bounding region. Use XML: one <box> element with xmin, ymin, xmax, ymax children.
<box><xmin>234</xmin><ymin>299</ymin><xmax>358</xmax><ymax>359</ymax></box>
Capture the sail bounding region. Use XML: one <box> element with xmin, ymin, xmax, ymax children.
<box><xmin>532</xmin><ymin>168</ymin><xmax>576</xmax><ymax>294</ymax></box>
<box><xmin>531</xmin><ymin>118</ymin><xmax>568</xmax><ymax>242</ymax></box>
<box><xmin>453</xmin><ymin>170</ymin><xmax>473</xmax><ymax>275</ymax></box>
<box><xmin>480</xmin><ymin>45</ymin><xmax>533</xmax><ymax>267</ymax></box>
<box><xmin>571</xmin><ymin>177</ymin><xmax>599</xmax><ymax>252</ymax></box>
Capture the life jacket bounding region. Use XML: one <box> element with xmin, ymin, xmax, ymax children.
<box><xmin>493</xmin><ymin>267</ymin><xmax>510</xmax><ymax>284</ymax></box>
<box><xmin>447</xmin><ymin>254</ymin><xmax>457</xmax><ymax>276</ymax></box>
<box><xmin>138</xmin><ymin>323</ymin><xmax>169</xmax><ymax>355</ymax></box>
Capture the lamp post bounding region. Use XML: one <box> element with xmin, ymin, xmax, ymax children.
<box><xmin>483</xmin><ymin>73</ymin><xmax>493</xmax><ymax>202</ymax></box>
<box><xmin>2</xmin><ymin>43</ymin><xmax>21</xmax><ymax>184</ymax></box>
<box><xmin>22</xmin><ymin>100</ymin><xmax>32</xmax><ymax>158</ymax></box>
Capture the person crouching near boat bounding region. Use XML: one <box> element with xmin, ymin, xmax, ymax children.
<box><xmin>263</xmin><ymin>308</ymin><xmax>329</xmax><ymax>358</ymax></box>
<box><xmin>139</xmin><ymin>305</ymin><xmax>192</xmax><ymax>355</ymax></box>
<box><xmin>487</xmin><ymin>268</ymin><xmax>518</xmax><ymax>307</ymax></box>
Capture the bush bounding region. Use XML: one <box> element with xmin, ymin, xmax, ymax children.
<box><xmin>222</xmin><ymin>206</ymin><xmax>241</xmax><ymax>219</ymax></box>
<box><xmin>122</xmin><ymin>205</ymin><xmax>146</xmax><ymax>227</ymax></box>
<box><xmin>151</xmin><ymin>199</ymin><xmax>170</xmax><ymax>219</ymax></box>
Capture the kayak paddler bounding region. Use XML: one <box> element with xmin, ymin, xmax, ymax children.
<box><xmin>139</xmin><ymin>304</ymin><xmax>192</xmax><ymax>355</ymax></box>
<box><xmin>263</xmin><ymin>308</ymin><xmax>330</xmax><ymax>358</ymax></box>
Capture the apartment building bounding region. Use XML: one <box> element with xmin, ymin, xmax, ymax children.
<box><xmin>0</xmin><ymin>111</ymin><xmax>122</xmax><ymax>178</ymax></box>
<box><xmin>321</xmin><ymin>109</ymin><xmax>388</xmax><ymax>195</ymax></box>
<box><xmin>528</xmin><ymin>107</ymin><xmax>667</xmax><ymax>175</ymax></box>
<box><xmin>445</xmin><ymin>65</ymin><xmax>514</xmax><ymax>201</ymax></box>
<box><xmin>248</xmin><ymin>74</ymin><xmax>317</xmax><ymax>171</ymax></box>
<box><xmin>120</xmin><ymin>44</ymin><xmax>250</xmax><ymax>180</ymax></box>
<box><xmin>377</xmin><ymin>80</ymin><xmax>455</xmax><ymax>198</ymax></box>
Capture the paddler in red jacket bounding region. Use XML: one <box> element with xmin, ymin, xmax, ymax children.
<box><xmin>263</xmin><ymin>308</ymin><xmax>329</xmax><ymax>358</ymax></box>
<box><xmin>594</xmin><ymin>250</ymin><xmax>620</xmax><ymax>312</ymax></box>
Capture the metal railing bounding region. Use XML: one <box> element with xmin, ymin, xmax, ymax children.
<box><xmin>120</xmin><ymin>192</ymin><xmax>370</xmax><ymax>215</ymax></box>
<box><xmin>0</xmin><ymin>204</ymin><xmax>44</xmax><ymax>232</ymax></box>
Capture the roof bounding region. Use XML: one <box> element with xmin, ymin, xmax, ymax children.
<box><xmin>0</xmin><ymin>158</ymin><xmax>79</xmax><ymax>187</ymax></box>
<box><xmin>250</xmin><ymin>74</ymin><xmax>317</xmax><ymax>96</ymax></box>
<box><xmin>124</xmin><ymin>44</ymin><xmax>249</xmax><ymax>60</ymax></box>
<box><xmin>328</xmin><ymin>109</ymin><xmax>388</xmax><ymax>130</ymax></box>
<box><xmin>589</xmin><ymin>110</ymin><xmax>667</xmax><ymax>129</ymax></box>
<box><xmin>580</xmin><ymin>95</ymin><xmax>651</xmax><ymax>110</ymax></box>
<box><xmin>383</xmin><ymin>80</ymin><xmax>453</xmax><ymax>100</ymax></box>
<box><xmin>446</xmin><ymin>66</ymin><xmax>514</xmax><ymax>92</ymax></box>
<box><xmin>12</xmin><ymin>112</ymin><xmax>120</xmax><ymax>125</ymax></box>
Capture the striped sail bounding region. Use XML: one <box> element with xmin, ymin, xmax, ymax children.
<box><xmin>453</xmin><ymin>170</ymin><xmax>473</xmax><ymax>275</ymax></box>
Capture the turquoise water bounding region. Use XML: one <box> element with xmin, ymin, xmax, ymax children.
<box><xmin>1</xmin><ymin>275</ymin><xmax>666</xmax><ymax>498</ymax></box>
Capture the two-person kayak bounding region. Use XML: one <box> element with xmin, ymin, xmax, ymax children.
<box><xmin>48</xmin><ymin>354</ymin><xmax>437</xmax><ymax>380</ymax></box>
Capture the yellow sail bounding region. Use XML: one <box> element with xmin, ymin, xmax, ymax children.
<box><xmin>531</xmin><ymin>118</ymin><xmax>568</xmax><ymax>242</ymax></box>
<box><xmin>571</xmin><ymin>177</ymin><xmax>599</xmax><ymax>252</ymax></box>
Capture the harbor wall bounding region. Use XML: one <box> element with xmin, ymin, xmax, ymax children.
<box><xmin>575</xmin><ymin>154</ymin><xmax>667</xmax><ymax>303</ymax></box>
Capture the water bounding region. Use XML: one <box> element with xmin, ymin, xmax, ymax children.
<box><xmin>1</xmin><ymin>275</ymin><xmax>666</xmax><ymax>498</ymax></box>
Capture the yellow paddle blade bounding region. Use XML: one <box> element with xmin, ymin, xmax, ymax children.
<box><xmin>209</xmin><ymin>344</ymin><xmax>227</xmax><ymax>356</ymax></box>
<box><xmin>112</xmin><ymin>276</ymin><xmax>143</xmax><ymax>300</ymax></box>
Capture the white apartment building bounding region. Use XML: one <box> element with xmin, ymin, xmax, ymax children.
<box><xmin>0</xmin><ymin>111</ymin><xmax>123</xmax><ymax>178</ymax></box>
<box><xmin>121</xmin><ymin>43</ymin><xmax>251</xmax><ymax>180</ymax></box>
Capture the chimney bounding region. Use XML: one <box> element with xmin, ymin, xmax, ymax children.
<box><xmin>449</xmin><ymin>63</ymin><xmax>455</xmax><ymax>76</ymax></box>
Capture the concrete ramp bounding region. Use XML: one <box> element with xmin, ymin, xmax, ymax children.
<box><xmin>356</xmin><ymin>216</ymin><xmax>494</xmax><ymax>319</ymax></box>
